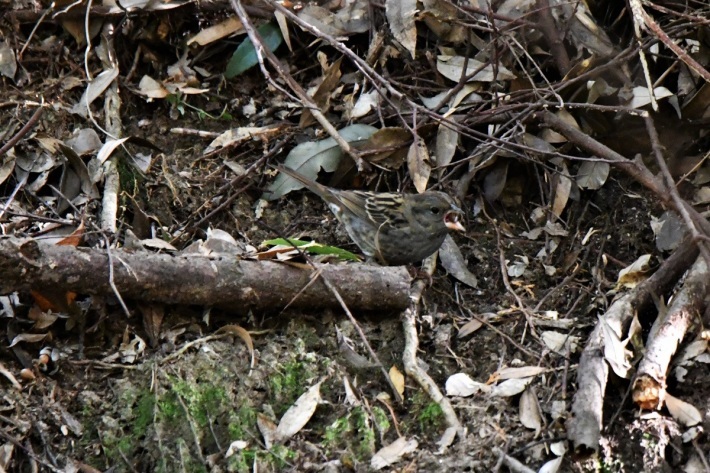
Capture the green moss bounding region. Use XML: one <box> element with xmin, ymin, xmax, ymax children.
<box><xmin>134</xmin><ymin>391</ymin><xmax>156</xmax><ymax>435</ymax></box>
<box><xmin>167</xmin><ymin>377</ymin><xmax>229</xmax><ymax>427</ymax></box>
<box><xmin>269</xmin><ymin>445</ymin><xmax>297</xmax><ymax>469</ymax></box>
<box><xmin>99</xmin><ymin>425</ymin><xmax>137</xmax><ymax>466</ymax></box>
<box><xmin>117</xmin><ymin>436</ymin><xmax>133</xmax><ymax>455</ymax></box>
<box><xmin>77</xmin><ymin>401</ymin><xmax>103</xmax><ymax>466</ymax></box>
<box><xmin>227</xmin><ymin>449</ymin><xmax>255</xmax><ymax>472</ymax></box>
<box><xmin>157</xmin><ymin>389</ymin><xmax>181</xmax><ymax>422</ymax></box>
<box><xmin>324</xmin><ymin>415</ymin><xmax>351</xmax><ymax>450</ymax></box>
<box><xmin>353</xmin><ymin>408</ymin><xmax>376</xmax><ymax>457</ymax></box>
<box><xmin>323</xmin><ymin>406</ymin><xmax>379</xmax><ymax>460</ymax></box>
<box><xmin>270</xmin><ymin>360</ymin><xmax>308</xmax><ymax>411</ymax></box>
<box><xmin>404</xmin><ymin>391</ymin><xmax>446</xmax><ymax>437</ymax></box>
<box><xmin>228</xmin><ymin>404</ymin><xmax>258</xmax><ymax>439</ymax></box>
<box><xmin>418</xmin><ymin>402</ymin><xmax>445</xmax><ymax>432</ymax></box>
<box><xmin>226</xmin><ymin>446</ymin><xmax>296</xmax><ymax>473</ymax></box>
<box><xmin>96</xmin><ymin>364</ymin><xmax>242</xmax><ymax>468</ymax></box>
<box><xmin>92</xmin><ymin>350</ymin><xmax>325</xmax><ymax>470</ymax></box>
<box><xmin>371</xmin><ymin>406</ymin><xmax>391</xmax><ymax>436</ymax></box>
<box><xmin>96</xmin><ymin>388</ymin><xmax>157</xmax><ymax>463</ymax></box>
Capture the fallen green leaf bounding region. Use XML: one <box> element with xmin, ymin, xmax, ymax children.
<box><xmin>225</xmin><ymin>23</ymin><xmax>283</xmax><ymax>79</ymax></box>
<box><xmin>263</xmin><ymin>238</ymin><xmax>361</xmax><ymax>262</ymax></box>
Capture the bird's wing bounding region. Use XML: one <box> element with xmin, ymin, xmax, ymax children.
<box><xmin>363</xmin><ymin>193</ymin><xmax>408</xmax><ymax>227</ymax></box>
<box><xmin>325</xmin><ymin>190</ymin><xmax>377</xmax><ymax>225</ymax></box>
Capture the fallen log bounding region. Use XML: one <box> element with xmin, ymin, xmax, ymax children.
<box><xmin>566</xmin><ymin>238</ymin><xmax>699</xmax><ymax>454</ymax></box>
<box><xmin>632</xmin><ymin>255</ymin><xmax>708</xmax><ymax>410</ymax></box>
<box><xmin>0</xmin><ymin>238</ymin><xmax>412</xmax><ymax>312</ymax></box>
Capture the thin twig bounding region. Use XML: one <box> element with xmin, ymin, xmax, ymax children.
<box><xmin>231</xmin><ymin>0</ymin><xmax>367</xmax><ymax>170</ymax></box>
<box><xmin>102</xmin><ymin>234</ymin><xmax>131</xmax><ymax>318</ymax></box>
<box><xmin>644</xmin><ymin>114</ymin><xmax>710</xmax><ymax>268</ymax></box>
<box><xmin>0</xmin><ymin>424</ymin><xmax>63</xmax><ymax>472</ymax></box>
<box><xmin>493</xmin><ymin>222</ymin><xmax>539</xmax><ymax>338</ymax></box>
<box><xmin>318</xmin><ymin>271</ymin><xmax>405</xmax><ymax>404</ymax></box>
<box><xmin>402</xmin><ymin>254</ymin><xmax>464</xmax><ymax>441</ymax></box>
<box><xmin>0</xmin><ymin>101</ymin><xmax>45</xmax><ymax>158</ymax></box>
<box><xmin>0</xmin><ymin>171</ymin><xmax>28</xmax><ymax>220</ymax></box>
<box><xmin>188</xmin><ymin>136</ymin><xmax>288</xmax><ymax>230</ymax></box>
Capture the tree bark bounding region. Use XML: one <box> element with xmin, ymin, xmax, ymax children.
<box><xmin>0</xmin><ymin>238</ymin><xmax>412</xmax><ymax>313</ymax></box>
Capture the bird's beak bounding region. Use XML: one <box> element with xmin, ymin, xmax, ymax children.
<box><xmin>445</xmin><ymin>210</ymin><xmax>466</xmax><ymax>232</ymax></box>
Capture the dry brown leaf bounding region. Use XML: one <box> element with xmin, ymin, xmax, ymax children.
<box><xmin>490</xmin><ymin>378</ymin><xmax>533</xmax><ymax>397</ymax></box>
<box><xmin>274</xmin><ymin>11</ymin><xmax>292</xmax><ymax>51</ymax></box>
<box><xmin>297</xmin><ymin>3</ymin><xmax>369</xmax><ymax>36</ymax></box>
<box><xmin>300</xmin><ymin>56</ymin><xmax>343</xmax><ymax>127</ymax></box>
<box><xmin>359</xmin><ymin>127</ymin><xmax>411</xmax><ymax>169</ymax></box>
<box><xmin>57</xmin><ymin>222</ymin><xmax>85</xmax><ymax>247</ymax></box>
<box><xmin>275</xmin><ymin>381</ymin><xmax>323</xmax><ymax>443</ymax></box>
<box><xmin>343</xmin><ymin>376</ymin><xmax>361</xmax><ymax>406</ymax></box>
<box><xmin>407</xmin><ymin>137</ymin><xmax>431</xmax><ymax>193</ymax></box>
<box><xmin>519</xmin><ymin>387</ymin><xmax>542</xmax><ymax>432</ymax></box>
<box><xmin>435</xmin><ymin>120</ymin><xmax>458</xmax><ymax>171</ymax></box>
<box><xmin>117</xmin><ymin>332</ymin><xmax>146</xmax><ymax>364</ymax></box>
<box><xmin>600</xmin><ymin>315</ymin><xmax>632</xmax><ymax>379</ymax></box>
<box><xmin>389</xmin><ymin>365</ymin><xmax>405</xmax><ymax>397</ymax></box>
<box><xmin>439</xmin><ymin>235</ymin><xmax>478</xmax><ymax>287</ymax></box>
<box><xmin>496</xmin><ymin>366</ymin><xmax>547</xmax><ymax>380</ymax></box>
<box><xmin>204</xmin><ymin>126</ymin><xmax>283</xmax><ymax>155</ymax></box>
<box><xmin>28</xmin><ymin>306</ymin><xmax>59</xmax><ymax>330</ymax></box>
<box><xmin>457</xmin><ymin>319</ymin><xmax>483</xmax><ymax>338</ymax></box>
<box><xmin>436</xmin><ymin>55</ymin><xmax>515</xmax><ymax>82</ymax></box>
<box><xmin>576</xmin><ymin>160</ymin><xmax>610</xmax><ymax>190</ymax></box>
<box><xmin>60</xmin><ymin>17</ymin><xmax>102</xmax><ymax>47</ymax></box>
<box><xmin>0</xmin><ymin>41</ymin><xmax>17</xmax><ymax>79</ymax></box>
<box><xmin>257</xmin><ymin>413</ymin><xmax>278</xmax><ymax>449</ymax></box>
<box><xmin>30</xmin><ymin>289</ymin><xmax>73</xmax><ymax>313</ymax></box>
<box><xmin>541</xmin><ymin>109</ymin><xmax>578</xmax><ymax>143</ymax></box>
<box><xmin>539</xmin><ymin>456</ymin><xmax>564</xmax><ymax>473</ymax></box>
<box><xmin>187</xmin><ymin>17</ymin><xmax>244</xmax><ymax>46</ymax></box>
<box><xmin>482</xmin><ymin>160</ymin><xmax>508</xmax><ymax>202</ymax></box>
<box><xmin>551</xmin><ymin>161</ymin><xmax>571</xmax><ymax>218</ymax></box>
<box><xmin>0</xmin><ymin>362</ymin><xmax>22</xmax><ymax>390</ymax></box>
<box><xmin>540</xmin><ymin>331</ymin><xmax>579</xmax><ymax>355</ymax></box>
<box><xmin>9</xmin><ymin>333</ymin><xmax>48</xmax><ymax>347</ymax></box>
<box><xmin>421</xmin><ymin>0</ymin><xmax>466</xmax><ymax>43</ymax></box>
<box><xmin>71</xmin><ymin>68</ymin><xmax>119</xmax><ymax>117</ymax></box>
<box><xmin>217</xmin><ymin>324</ymin><xmax>255</xmax><ymax>371</ymax></box>
<box><xmin>665</xmin><ymin>393</ymin><xmax>702</xmax><ymax>426</ymax></box>
<box><xmin>385</xmin><ymin>0</ymin><xmax>417</xmax><ymax>59</ymax></box>
<box><xmin>616</xmin><ymin>254</ymin><xmax>652</xmax><ymax>289</ymax></box>
<box><xmin>371</xmin><ymin>436</ymin><xmax>419</xmax><ymax>470</ymax></box>
<box><xmin>140</xmin><ymin>304</ymin><xmax>165</xmax><ymax>349</ymax></box>
<box><xmin>138</xmin><ymin>75</ymin><xmax>170</xmax><ymax>99</ymax></box>
<box><xmin>349</xmin><ymin>89</ymin><xmax>380</xmax><ymax>119</ymax></box>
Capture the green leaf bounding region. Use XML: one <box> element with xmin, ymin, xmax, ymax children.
<box><xmin>225</xmin><ymin>23</ymin><xmax>283</xmax><ymax>79</ymax></box>
<box><xmin>263</xmin><ymin>124</ymin><xmax>378</xmax><ymax>201</ymax></box>
<box><xmin>263</xmin><ymin>238</ymin><xmax>362</xmax><ymax>262</ymax></box>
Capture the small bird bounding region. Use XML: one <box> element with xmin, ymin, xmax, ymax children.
<box><xmin>274</xmin><ymin>165</ymin><xmax>465</xmax><ymax>265</ymax></box>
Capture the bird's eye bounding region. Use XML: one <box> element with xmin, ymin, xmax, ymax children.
<box><xmin>430</xmin><ymin>206</ymin><xmax>441</xmax><ymax>214</ymax></box>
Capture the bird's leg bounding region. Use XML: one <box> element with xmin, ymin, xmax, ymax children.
<box><xmin>407</xmin><ymin>264</ymin><xmax>433</xmax><ymax>286</ymax></box>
